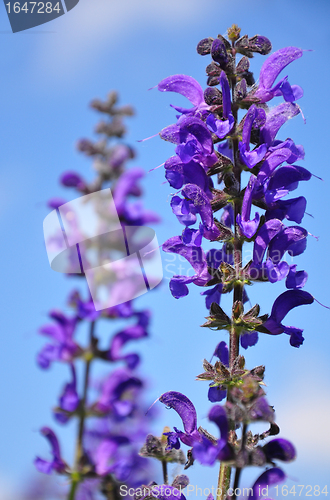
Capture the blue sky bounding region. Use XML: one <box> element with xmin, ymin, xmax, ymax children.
<box><xmin>0</xmin><ymin>0</ymin><xmax>329</xmax><ymax>497</ymax></box>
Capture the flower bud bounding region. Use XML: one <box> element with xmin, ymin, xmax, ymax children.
<box><xmin>196</xmin><ymin>37</ymin><xmax>214</xmax><ymax>55</ymax></box>
<box><xmin>206</xmin><ymin>62</ymin><xmax>221</xmax><ymax>77</ymax></box>
<box><xmin>249</xmin><ymin>35</ymin><xmax>272</xmax><ymax>55</ymax></box>
<box><xmin>204</xmin><ymin>87</ymin><xmax>222</xmax><ymax>105</ymax></box>
<box><xmin>211</xmin><ymin>38</ymin><xmax>228</xmax><ymax>66</ymax></box>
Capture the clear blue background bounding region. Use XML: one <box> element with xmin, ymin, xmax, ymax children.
<box><xmin>0</xmin><ymin>0</ymin><xmax>329</xmax><ymax>497</ymax></box>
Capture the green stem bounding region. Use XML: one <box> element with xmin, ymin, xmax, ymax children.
<box><xmin>68</xmin><ymin>320</ymin><xmax>96</xmax><ymax>499</ymax></box>
<box><xmin>68</xmin><ymin>478</ymin><xmax>79</xmax><ymax>500</ymax></box>
<box><xmin>162</xmin><ymin>459</ymin><xmax>168</xmax><ymax>485</ymax></box>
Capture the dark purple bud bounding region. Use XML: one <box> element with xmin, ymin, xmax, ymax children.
<box><xmin>211</xmin><ymin>39</ymin><xmax>228</xmax><ymax>66</ymax></box>
<box><xmin>197</xmin><ymin>37</ymin><xmax>214</xmax><ymax>55</ymax></box>
<box><xmin>245</xmin><ymin>71</ymin><xmax>255</xmax><ymax>86</ymax></box>
<box><xmin>207</xmin><ymin>76</ymin><xmax>220</xmax><ymax>87</ymax></box>
<box><xmin>204</xmin><ymin>87</ymin><xmax>222</xmax><ymax>106</ymax></box>
<box><xmin>76</xmin><ymin>138</ymin><xmax>97</xmax><ymax>155</ymax></box>
<box><xmin>172</xmin><ymin>475</ymin><xmax>190</xmax><ymax>490</ymax></box>
<box><xmin>235</xmin><ymin>35</ymin><xmax>253</xmax><ymax>58</ymax></box>
<box><xmin>263</xmin><ymin>438</ymin><xmax>296</xmax><ymax>462</ymax></box>
<box><xmin>234</xmin><ymin>79</ymin><xmax>247</xmax><ymax>100</ymax></box>
<box><xmin>236</xmin><ymin>56</ymin><xmax>250</xmax><ymax>73</ymax></box>
<box><xmin>206</xmin><ymin>62</ymin><xmax>221</xmax><ymax>77</ymax></box>
<box><xmin>60</xmin><ymin>171</ymin><xmax>85</xmax><ymax>189</ymax></box>
<box><xmin>248</xmin><ymin>35</ymin><xmax>272</xmax><ymax>55</ymax></box>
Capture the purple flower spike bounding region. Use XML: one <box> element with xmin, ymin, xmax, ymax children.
<box><xmin>34</xmin><ymin>427</ymin><xmax>67</xmax><ymax>475</ymax></box>
<box><xmin>250</xmin><ymin>468</ymin><xmax>286</xmax><ymax>500</ymax></box>
<box><xmin>255</xmin><ymin>46</ymin><xmax>303</xmax><ymax>103</ymax></box>
<box><xmin>263</xmin><ymin>438</ymin><xmax>296</xmax><ymax>462</ymax></box>
<box><xmin>159</xmin><ymin>391</ymin><xmax>201</xmax><ymax>448</ymax></box>
<box><xmin>236</xmin><ymin>175</ymin><xmax>260</xmax><ymax>239</ymax></box>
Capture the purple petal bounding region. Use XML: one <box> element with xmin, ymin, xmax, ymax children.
<box><xmin>236</xmin><ymin>175</ymin><xmax>260</xmax><ymax>238</ymax></box>
<box><xmin>182</xmin><ymin>184</ymin><xmax>213</xmax><ymax>229</ymax></box>
<box><xmin>267</xmin><ymin>226</ymin><xmax>307</xmax><ymax>264</ymax></box>
<box><xmin>260</xmin><ymin>102</ymin><xmax>300</xmax><ymax>146</ymax></box>
<box><xmin>208</xmin><ymin>386</ymin><xmax>227</xmax><ymax>402</ymax></box>
<box><xmin>169</xmin><ymin>275</ymin><xmax>195</xmax><ymax>299</ymax></box>
<box><xmin>266</xmin><ymin>196</ymin><xmax>307</xmax><ymax>224</ymax></box>
<box><xmin>257</xmin><ymin>148</ymin><xmax>292</xmax><ymax>184</ymax></box>
<box><xmin>251</xmin><ymin>468</ymin><xmax>286</xmax><ymax>500</ymax></box>
<box><xmin>285</xmin><ymin>264</ymin><xmax>308</xmax><ymax>289</ymax></box>
<box><xmin>59</xmin><ymin>364</ymin><xmax>79</xmax><ymax>413</ymax></box>
<box><xmin>211</xmin><ymin>39</ymin><xmax>228</xmax><ymax>66</ymax></box>
<box><xmin>259</xmin><ymin>47</ymin><xmax>303</xmax><ymax>90</ymax></box>
<box><xmin>113</xmin><ymin>167</ymin><xmax>144</xmax><ymax>212</ymax></box>
<box><xmin>201</xmin><ymin>284</ymin><xmax>223</xmax><ymax>309</ymax></box>
<box><xmin>60</xmin><ymin>171</ymin><xmax>85</xmax><ymax>188</ymax></box>
<box><xmin>213</xmin><ymin>341</ymin><xmax>229</xmax><ymax>366</ymax></box>
<box><xmin>240</xmin><ymin>331</ymin><xmax>259</xmax><ymax>349</ymax></box>
<box><xmin>158</xmin><ymin>75</ymin><xmax>204</xmax><ymax>106</ymax></box>
<box><xmin>263</xmin><ymin>439</ymin><xmax>296</xmax><ymax>462</ymax></box>
<box><xmin>253</xmin><ymin>219</ymin><xmax>283</xmax><ymax>265</ymax></box>
<box><xmin>220</xmin><ymin>71</ymin><xmax>232</xmax><ymax>119</ymax></box>
<box><xmin>208</xmin><ymin>405</ymin><xmax>228</xmax><ymax>439</ymax></box>
<box><xmin>159</xmin><ymin>391</ymin><xmax>197</xmax><ymax>434</ymax></box>
<box><xmin>264</xmin><ymin>290</ymin><xmax>314</xmax><ymax>334</ymax></box>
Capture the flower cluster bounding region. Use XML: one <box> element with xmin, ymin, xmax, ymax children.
<box><xmin>136</xmin><ymin>24</ymin><xmax>315</xmax><ymax>500</ymax></box>
<box><xmin>34</xmin><ymin>92</ymin><xmax>160</xmax><ymax>499</ymax></box>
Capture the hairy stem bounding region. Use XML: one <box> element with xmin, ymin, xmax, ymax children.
<box><xmin>231</xmin><ymin>424</ymin><xmax>247</xmax><ymax>500</ymax></box>
<box><xmin>217</xmin><ymin>463</ymin><xmax>231</xmax><ymax>500</ymax></box>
